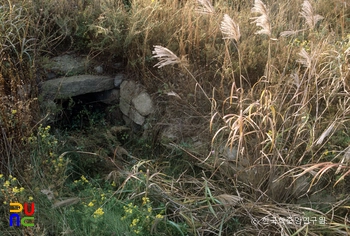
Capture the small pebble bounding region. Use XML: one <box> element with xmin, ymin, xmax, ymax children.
<box><xmin>94</xmin><ymin>65</ymin><xmax>103</xmax><ymax>74</ymax></box>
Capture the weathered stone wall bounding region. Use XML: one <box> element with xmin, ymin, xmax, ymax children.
<box><xmin>40</xmin><ymin>54</ymin><xmax>154</xmax><ymax>129</ymax></box>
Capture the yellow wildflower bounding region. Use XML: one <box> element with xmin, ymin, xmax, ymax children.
<box><xmin>156</xmin><ymin>214</ymin><xmax>164</xmax><ymax>219</ymax></box>
<box><xmin>28</xmin><ymin>196</ymin><xmax>33</xmax><ymax>201</ymax></box>
<box><xmin>19</xmin><ymin>187</ymin><xmax>24</xmax><ymax>192</ymax></box>
<box><xmin>88</xmin><ymin>202</ymin><xmax>94</xmax><ymax>207</ymax></box>
<box><xmin>12</xmin><ymin>187</ymin><xmax>20</xmax><ymax>193</ymax></box>
<box><xmin>81</xmin><ymin>175</ymin><xmax>88</xmax><ymax>183</ymax></box>
<box><xmin>3</xmin><ymin>180</ymin><xmax>10</xmax><ymax>187</ymax></box>
<box><xmin>130</xmin><ymin>218</ymin><xmax>139</xmax><ymax>227</ymax></box>
<box><xmin>93</xmin><ymin>208</ymin><xmax>104</xmax><ymax>218</ymax></box>
<box><xmin>0</xmin><ymin>174</ymin><xmax>3</xmax><ymax>178</ymax></box>
<box><xmin>142</xmin><ymin>197</ymin><xmax>150</xmax><ymax>205</ymax></box>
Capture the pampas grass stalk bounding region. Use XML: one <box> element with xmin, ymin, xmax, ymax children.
<box><xmin>196</xmin><ymin>0</ymin><xmax>215</xmax><ymax>14</ymax></box>
<box><xmin>251</xmin><ymin>0</ymin><xmax>273</xmax><ymax>80</ymax></box>
<box><xmin>281</xmin><ymin>1</ymin><xmax>323</xmax><ymax>37</ymax></box>
<box><xmin>152</xmin><ymin>45</ymin><xmax>184</xmax><ymax>68</ymax></box>
<box><xmin>218</xmin><ymin>13</ymin><xmax>246</xmax><ymax>160</ymax></box>
<box><xmin>220</xmin><ymin>14</ymin><xmax>242</xmax><ymax>105</ymax></box>
<box><xmin>300</xmin><ymin>0</ymin><xmax>324</xmax><ymax>30</ymax></box>
<box><xmin>220</xmin><ymin>14</ymin><xmax>240</xmax><ymax>42</ymax></box>
<box><xmin>250</xmin><ymin>0</ymin><xmax>271</xmax><ymax>37</ymax></box>
<box><xmin>152</xmin><ymin>45</ymin><xmax>211</xmax><ymax>103</ymax></box>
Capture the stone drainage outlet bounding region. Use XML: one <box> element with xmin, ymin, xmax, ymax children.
<box><xmin>40</xmin><ymin>75</ymin><xmax>154</xmax><ymax>131</ymax></box>
<box><xmin>39</xmin><ymin>54</ymin><xmax>154</xmax><ymax>132</ymax></box>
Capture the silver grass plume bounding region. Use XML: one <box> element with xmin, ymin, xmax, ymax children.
<box><xmin>220</xmin><ymin>14</ymin><xmax>241</xmax><ymax>42</ymax></box>
<box><xmin>297</xmin><ymin>48</ymin><xmax>312</xmax><ymax>69</ymax></box>
<box><xmin>251</xmin><ymin>0</ymin><xmax>271</xmax><ymax>37</ymax></box>
<box><xmin>152</xmin><ymin>46</ymin><xmax>186</xmax><ymax>68</ymax></box>
<box><xmin>300</xmin><ymin>0</ymin><xmax>324</xmax><ymax>30</ymax></box>
<box><xmin>197</xmin><ymin>0</ymin><xmax>215</xmax><ymax>14</ymax></box>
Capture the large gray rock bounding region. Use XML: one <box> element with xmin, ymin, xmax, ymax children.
<box><xmin>132</xmin><ymin>92</ymin><xmax>154</xmax><ymax>116</ymax></box>
<box><xmin>119</xmin><ymin>98</ymin><xmax>131</xmax><ymax>117</ymax></box>
<box><xmin>129</xmin><ymin>107</ymin><xmax>145</xmax><ymax>125</ymax></box>
<box><xmin>120</xmin><ymin>80</ymin><xmax>143</xmax><ymax>103</ymax></box>
<box><xmin>41</xmin><ymin>75</ymin><xmax>115</xmax><ymax>99</ymax></box>
<box><xmin>120</xmin><ymin>80</ymin><xmax>154</xmax><ymax>125</ymax></box>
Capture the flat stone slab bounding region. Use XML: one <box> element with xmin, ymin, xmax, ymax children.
<box><xmin>41</xmin><ymin>75</ymin><xmax>115</xmax><ymax>99</ymax></box>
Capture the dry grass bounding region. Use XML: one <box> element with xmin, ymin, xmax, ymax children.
<box><xmin>0</xmin><ymin>1</ymin><xmax>40</xmax><ymax>173</ymax></box>
<box><xmin>150</xmin><ymin>0</ymin><xmax>350</xmax><ymax>234</ymax></box>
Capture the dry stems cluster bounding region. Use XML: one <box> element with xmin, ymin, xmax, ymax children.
<box><xmin>151</xmin><ymin>0</ymin><xmax>350</xmax><ymax>234</ymax></box>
